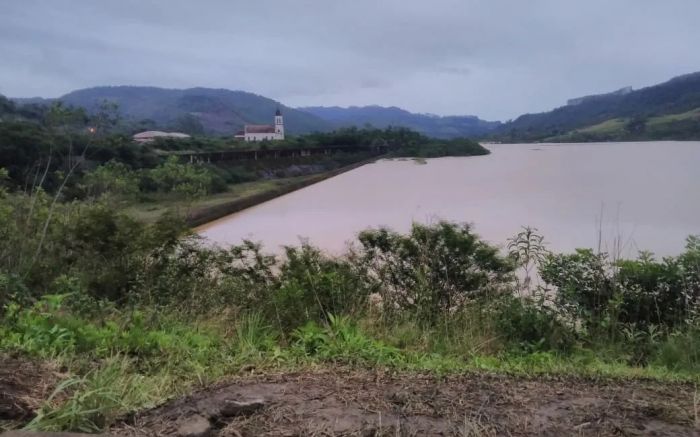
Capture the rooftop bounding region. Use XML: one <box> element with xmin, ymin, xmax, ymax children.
<box><xmin>245</xmin><ymin>124</ymin><xmax>276</xmax><ymax>134</ymax></box>
<box><xmin>133</xmin><ymin>131</ymin><xmax>190</xmax><ymax>139</ymax></box>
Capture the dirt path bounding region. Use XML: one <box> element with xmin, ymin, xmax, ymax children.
<box><xmin>114</xmin><ymin>369</ymin><xmax>698</xmax><ymax>436</ymax></box>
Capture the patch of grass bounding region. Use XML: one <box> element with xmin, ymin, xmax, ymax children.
<box><xmin>577</xmin><ymin>118</ymin><xmax>628</xmax><ymax>135</ymax></box>
<box><xmin>25</xmin><ymin>358</ymin><xmax>154</xmax><ymax>433</ymax></box>
<box><xmin>123</xmin><ymin>176</ymin><xmax>313</xmax><ymax>223</ymax></box>
<box><xmin>544</xmin><ymin>107</ymin><xmax>700</xmax><ymax>142</ymax></box>
<box><xmin>646</xmin><ymin>108</ymin><xmax>700</xmax><ymax>127</ymax></box>
<box><xmin>4</xmin><ymin>303</ymin><xmax>700</xmax><ymax>432</ymax></box>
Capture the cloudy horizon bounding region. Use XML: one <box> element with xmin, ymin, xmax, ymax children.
<box><xmin>2</xmin><ymin>0</ymin><xmax>700</xmax><ymax>121</ymax></box>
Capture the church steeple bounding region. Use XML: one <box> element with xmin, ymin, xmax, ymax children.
<box><xmin>274</xmin><ymin>108</ymin><xmax>284</xmax><ymax>139</ymax></box>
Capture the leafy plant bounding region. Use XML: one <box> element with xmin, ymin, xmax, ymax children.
<box><xmin>357</xmin><ymin>222</ymin><xmax>515</xmax><ymax>324</ymax></box>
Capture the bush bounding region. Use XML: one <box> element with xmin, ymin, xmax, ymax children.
<box><xmin>273</xmin><ymin>244</ymin><xmax>373</xmax><ymax>331</ymax></box>
<box><xmin>493</xmin><ymin>295</ymin><xmax>576</xmax><ymax>353</ymax></box>
<box><xmin>652</xmin><ymin>326</ymin><xmax>700</xmax><ymax>372</ymax></box>
<box><xmin>540</xmin><ymin>249</ymin><xmax>613</xmax><ymax>326</ymax></box>
<box><xmin>81</xmin><ymin>161</ymin><xmax>139</xmax><ymax>199</ymax></box>
<box><xmin>147</xmin><ymin>156</ymin><xmax>224</xmax><ymax>197</ymax></box>
<box><xmin>541</xmin><ymin>238</ymin><xmax>700</xmax><ymax>331</ymax></box>
<box><xmin>357</xmin><ymin>222</ymin><xmax>515</xmax><ymax>324</ymax></box>
<box><xmin>292</xmin><ymin>315</ymin><xmax>402</xmax><ymax>366</ymax></box>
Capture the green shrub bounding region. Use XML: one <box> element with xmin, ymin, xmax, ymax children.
<box><xmin>293</xmin><ymin>315</ymin><xmax>402</xmax><ymax>366</ymax></box>
<box><xmin>273</xmin><ymin>243</ymin><xmax>373</xmax><ymax>331</ymax></box>
<box><xmin>1</xmin><ymin>294</ymin><xmax>224</xmax><ymax>368</ymax></box>
<box><xmin>540</xmin><ymin>249</ymin><xmax>613</xmax><ymax>326</ymax></box>
<box><xmin>81</xmin><ymin>161</ymin><xmax>139</xmax><ymax>199</ymax></box>
<box><xmin>357</xmin><ymin>222</ymin><xmax>515</xmax><ymax>324</ymax></box>
<box><xmin>147</xmin><ymin>156</ymin><xmax>224</xmax><ymax>197</ymax></box>
<box><xmin>542</xmin><ymin>238</ymin><xmax>700</xmax><ymax>331</ymax></box>
<box><xmin>651</xmin><ymin>326</ymin><xmax>700</xmax><ymax>372</ymax></box>
<box><xmin>493</xmin><ymin>295</ymin><xmax>576</xmax><ymax>353</ymax></box>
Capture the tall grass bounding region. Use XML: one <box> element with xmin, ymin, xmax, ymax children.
<box><xmin>25</xmin><ymin>358</ymin><xmax>152</xmax><ymax>433</ymax></box>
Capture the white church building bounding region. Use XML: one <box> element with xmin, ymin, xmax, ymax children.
<box><xmin>235</xmin><ymin>108</ymin><xmax>285</xmax><ymax>142</ymax></box>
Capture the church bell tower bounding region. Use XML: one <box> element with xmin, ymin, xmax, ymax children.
<box><xmin>274</xmin><ymin>108</ymin><xmax>284</xmax><ymax>139</ymax></box>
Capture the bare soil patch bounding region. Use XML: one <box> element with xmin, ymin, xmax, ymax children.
<box><xmin>114</xmin><ymin>369</ymin><xmax>699</xmax><ymax>436</ymax></box>
<box><xmin>0</xmin><ymin>354</ymin><xmax>62</xmax><ymax>429</ymax></box>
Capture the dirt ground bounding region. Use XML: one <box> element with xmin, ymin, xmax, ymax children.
<box><xmin>0</xmin><ymin>354</ymin><xmax>62</xmax><ymax>429</ymax></box>
<box><xmin>113</xmin><ymin>369</ymin><xmax>699</xmax><ymax>437</ymax></box>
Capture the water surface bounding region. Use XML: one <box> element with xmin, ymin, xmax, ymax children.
<box><xmin>199</xmin><ymin>142</ymin><xmax>700</xmax><ymax>257</ymax></box>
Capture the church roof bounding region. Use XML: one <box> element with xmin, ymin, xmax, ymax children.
<box><xmin>133</xmin><ymin>131</ymin><xmax>190</xmax><ymax>139</ymax></box>
<box><xmin>245</xmin><ymin>124</ymin><xmax>275</xmax><ymax>134</ymax></box>
<box><xmin>275</xmin><ymin>108</ymin><xmax>282</xmax><ymax>116</ymax></box>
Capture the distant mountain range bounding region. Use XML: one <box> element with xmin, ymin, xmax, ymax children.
<box><xmin>297</xmin><ymin>106</ymin><xmax>501</xmax><ymax>138</ymax></box>
<box><xmin>11</xmin><ymin>87</ymin><xmax>500</xmax><ymax>138</ymax></box>
<box><xmin>6</xmin><ymin>71</ymin><xmax>700</xmax><ymax>141</ymax></box>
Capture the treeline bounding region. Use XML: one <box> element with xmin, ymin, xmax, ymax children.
<box><xmin>0</xmin><ymin>102</ymin><xmax>161</xmax><ymax>192</ymax></box>
<box><xmin>153</xmin><ymin>126</ymin><xmax>490</xmax><ymax>158</ymax></box>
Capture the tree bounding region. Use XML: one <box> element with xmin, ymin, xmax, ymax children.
<box><xmin>148</xmin><ymin>156</ymin><xmax>216</xmax><ymax>198</ymax></box>
<box><xmin>82</xmin><ymin>161</ymin><xmax>139</xmax><ymax>199</ymax></box>
<box><xmin>357</xmin><ymin>222</ymin><xmax>515</xmax><ymax>324</ymax></box>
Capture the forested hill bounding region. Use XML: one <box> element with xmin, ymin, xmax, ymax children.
<box><xmin>299</xmin><ymin>105</ymin><xmax>501</xmax><ymax>139</ymax></box>
<box><xmin>497</xmin><ymin>72</ymin><xmax>700</xmax><ymax>141</ymax></box>
<box><xmin>13</xmin><ymin>86</ymin><xmax>332</xmax><ymax>136</ymax></box>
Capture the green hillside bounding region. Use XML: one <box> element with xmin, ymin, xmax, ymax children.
<box><xmin>299</xmin><ymin>105</ymin><xmax>501</xmax><ymax>139</ymax></box>
<box><xmin>15</xmin><ymin>86</ymin><xmax>332</xmax><ymax>136</ymax></box>
<box><xmin>543</xmin><ymin>108</ymin><xmax>700</xmax><ymax>142</ymax></box>
<box><xmin>497</xmin><ymin>72</ymin><xmax>700</xmax><ymax>142</ymax></box>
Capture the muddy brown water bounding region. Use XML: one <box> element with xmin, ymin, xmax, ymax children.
<box><xmin>199</xmin><ymin>141</ymin><xmax>700</xmax><ymax>257</ymax></box>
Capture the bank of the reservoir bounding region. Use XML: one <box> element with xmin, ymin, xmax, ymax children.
<box><xmin>190</xmin><ymin>154</ymin><xmax>385</xmax><ymax>229</ymax></box>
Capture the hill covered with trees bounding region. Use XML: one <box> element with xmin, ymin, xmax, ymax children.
<box><xmin>13</xmin><ymin>86</ymin><xmax>333</xmax><ymax>136</ymax></box>
<box><xmin>298</xmin><ymin>105</ymin><xmax>501</xmax><ymax>139</ymax></box>
<box><xmin>496</xmin><ymin>72</ymin><xmax>700</xmax><ymax>142</ymax></box>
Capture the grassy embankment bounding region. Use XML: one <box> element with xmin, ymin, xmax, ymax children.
<box><xmin>121</xmin><ymin>137</ymin><xmax>489</xmax><ymax>226</ymax></box>
<box><xmin>124</xmin><ymin>175</ymin><xmax>321</xmax><ymax>224</ymax></box>
<box><xmin>124</xmin><ymin>153</ymin><xmax>382</xmax><ymax>227</ymax></box>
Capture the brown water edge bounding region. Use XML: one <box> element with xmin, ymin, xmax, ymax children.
<box><xmin>191</xmin><ymin>154</ymin><xmax>386</xmax><ymax>230</ymax></box>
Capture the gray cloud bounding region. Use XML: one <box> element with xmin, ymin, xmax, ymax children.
<box><xmin>1</xmin><ymin>0</ymin><xmax>699</xmax><ymax>120</ymax></box>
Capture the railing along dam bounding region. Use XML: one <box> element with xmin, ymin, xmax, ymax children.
<box><xmin>174</xmin><ymin>144</ymin><xmax>389</xmax><ymax>164</ymax></box>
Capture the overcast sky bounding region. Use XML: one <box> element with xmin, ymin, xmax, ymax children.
<box><xmin>1</xmin><ymin>0</ymin><xmax>699</xmax><ymax>120</ymax></box>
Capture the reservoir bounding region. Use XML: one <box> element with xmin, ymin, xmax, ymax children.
<box><xmin>198</xmin><ymin>141</ymin><xmax>700</xmax><ymax>257</ymax></box>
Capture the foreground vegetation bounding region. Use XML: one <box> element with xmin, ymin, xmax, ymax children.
<box><xmin>1</xmin><ymin>173</ymin><xmax>699</xmax><ymax>431</ymax></box>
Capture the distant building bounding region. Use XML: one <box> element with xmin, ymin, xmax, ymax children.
<box><xmin>235</xmin><ymin>109</ymin><xmax>285</xmax><ymax>142</ymax></box>
<box><xmin>132</xmin><ymin>131</ymin><xmax>191</xmax><ymax>144</ymax></box>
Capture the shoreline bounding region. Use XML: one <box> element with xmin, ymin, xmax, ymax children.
<box><xmin>190</xmin><ymin>154</ymin><xmax>385</xmax><ymax>230</ymax></box>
